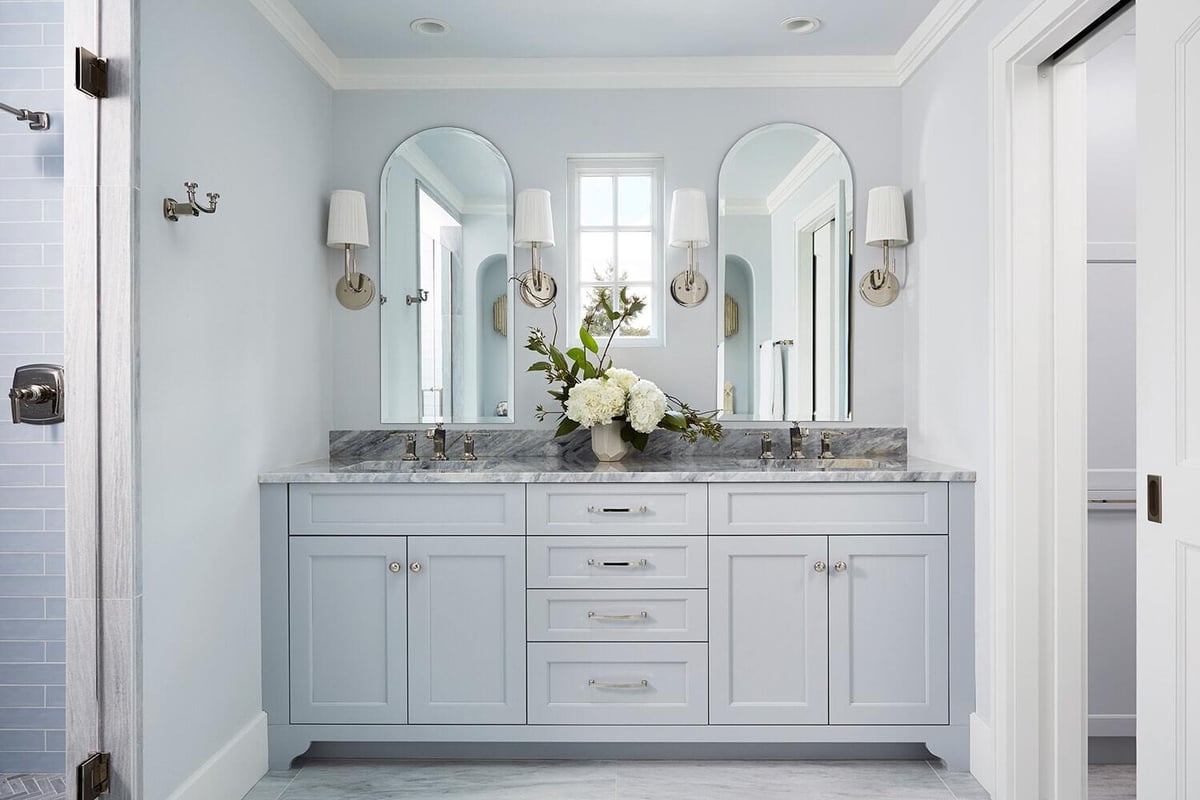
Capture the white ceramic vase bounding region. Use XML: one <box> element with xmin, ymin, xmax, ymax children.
<box><xmin>590</xmin><ymin>421</ymin><xmax>630</xmax><ymax>462</ymax></box>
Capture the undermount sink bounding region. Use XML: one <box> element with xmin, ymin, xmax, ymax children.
<box><xmin>338</xmin><ymin>459</ymin><xmax>490</xmax><ymax>473</ymax></box>
<box><xmin>726</xmin><ymin>458</ymin><xmax>881</xmax><ymax>470</ymax></box>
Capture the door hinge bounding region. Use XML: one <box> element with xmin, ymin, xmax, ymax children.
<box><xmin>74</xmin><ymin>47</ymin><xmax>108</xmax><ymax>99</ymax></box>
<box><xmin>76</xmin><ymin>751</ymin><xmax>110</xmax><ymax>799</ymax></box>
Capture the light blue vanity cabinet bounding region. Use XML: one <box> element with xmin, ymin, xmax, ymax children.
<box><xmin>406</xmin><ymin>536</ymin><xmax>525</xmax><ymax>724</ymax></box>
<box><xmin>260</xmin><ymin>473</ymin><xmax>974</xmax><ymax>772</ymax></box>
<box><xmin>827</xmin><ymin>535</ymin><xmax>949</xmax><ymax>725</ymax></box>
<box><xmin>709</xmin><ymin>535</ymin><xmax>829</xmax><ymax>724</ymax></box>
<box><xmin>289</xmin><ymin>536</ymin><xmax>409</xmax><ymax>725</ymax></box>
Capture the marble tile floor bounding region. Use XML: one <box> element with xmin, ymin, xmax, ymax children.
<box><xmin>243</xmin><ymin>760</ymin><xmax>1138</xmax><ymax>800</ymax></box>
<box><xmin>0</xmin><ymin>774</ymin><xmax>67</xmax><ymax>799</ymax></box>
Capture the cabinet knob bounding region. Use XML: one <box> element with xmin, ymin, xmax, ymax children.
<box><xmin>834</xmin><ymin>560</ymin><xmax>848</xmax><ymax>573</ymax></box>
<box><xmin>409</xmin><ymin>562</ymin><xmax>422</xmax><ymax>574</ymax></box>
<box><xmin>814</xmin><ymin>561</ymin><xmax>827</xmax><ymax>573</ymax></box>
<box><xmin>388</xmin><ymin>562</ymin><xmax>401</xmax><ymax>573</ymax></box>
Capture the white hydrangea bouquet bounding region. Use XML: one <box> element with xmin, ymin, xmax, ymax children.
<box><xmin>527</xmin><ymin>289</ymin><xmax>722</xmax><ymax>461</ymax></box>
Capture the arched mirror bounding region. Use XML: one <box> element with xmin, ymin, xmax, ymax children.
<box><xmin>380</xmin><ymin>127</ymin><xmax>515</xmax><ymax>424</ymax></box>
<box><xmin>717</xmin><ymin>123</ymin><xmax>853</xmax><ymax>422</ymax></box>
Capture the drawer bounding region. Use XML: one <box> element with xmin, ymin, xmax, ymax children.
<box><xmin>527</xmin><ymin>484</ymin><xmax>707</xmax><ymax>535</ymax></box>
<box><xmin>709</xmin><ymin>483</ymin><xmax>948</xmax><ymax>535</ymax></box>
<box><xmin>527</xmin><ymin>536</ymin><xmax>707</xmax><ymax>589</ymax></box>
<box><xmin>288</xmin><ymin>484</ymin><xmax>525</xmax><ymax>535</ymax></box>
<box><xmin>527</xmin><ymin>589</ymin><xmax>708</xmax><ymax>642</ymax></box>
<box><xmin>528</xmin><ymin>642</ymin><xmax>708</xmax><ymax>725</ymax></box>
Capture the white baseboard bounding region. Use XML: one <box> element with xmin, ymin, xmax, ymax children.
<box><xmin>166</xmin><ymin>712</ymin><xmax>268</xmax><ymax>800</ymax></box>
<box><xmin>969</xmin><ymin>713</ymin><xmax>995</xmax><ymax>796</ymax></box>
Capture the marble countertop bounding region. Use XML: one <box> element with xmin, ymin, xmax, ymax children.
<box><xmin>259</xmin><ymin>455</ymin><xmax>975</xmax><ymax>484</ymax></box>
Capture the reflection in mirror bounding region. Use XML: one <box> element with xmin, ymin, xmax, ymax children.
<box><xmin>717</xmin><ymin>123</ymin><xmax>853</xmax><ymax>422</ymax></box>
<box><xmin>380</xmin><ymin>127</ymin><xmax>515</xmax><ymax>424</ymax></box>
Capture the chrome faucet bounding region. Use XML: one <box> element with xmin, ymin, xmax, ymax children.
<box><xmin>746</xmin><ymin>430</ymin><xmax>774</xmax><ymax>460</ymax></box>
<box><xmin>427</xmin><ymin>423</ymin><xmax>448</xmax><ymax>461</ymax></box>
<box><xmin>462</xmin><ymin>433</ymin><xmax>478</xmax><ymax>461</ymax></box>
<box><xmin>788</xmin><ymin>424</ymin><xmax>809</xmax><ymax>460</ymax></box>
<box><xmin>400</xmin><ymin>432</ymin><xmax>419</xmax><ymax>461</ymax></box>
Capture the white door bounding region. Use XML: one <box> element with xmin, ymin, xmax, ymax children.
<box><xmin>1137</xmin><ymin>1</ymin><xmax>1200</xmax><ymax>796</ymax></box>
<box><xmin>407</xmin><ymin>536</ymin><xmax>526</xmax><ymax>724</ymax></box>
<box><xmin>709</xmin><ymin>535</ymin><xmax>828</xmax><ymax>724</ymax></box>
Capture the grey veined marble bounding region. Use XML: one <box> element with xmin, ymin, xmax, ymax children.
<box><xmin>266</xmin><ymin>425</ymin><xmax>978</xmax><ymax>485</ymax></box>
<box><xmin>329</xmin><ymin>425</ymin><xmax>907</xmax><ymax>463</ymax></box>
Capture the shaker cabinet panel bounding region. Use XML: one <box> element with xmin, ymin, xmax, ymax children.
<box><xmin>407</xmin><ymin>536</ymin><xmax>526</xmax><ymax>724</ymax></box>
<box><xmin>709</xmin><ymin>536</ymin><xmax>829</xmax><ymax>724</ymax></box>
<box><xmin>709</xmin><ymin>483</ymin><xmax>948</xmax><ymax>535</ymax></box>
<box><xmin>828</xmin><ymin>536</ymin><xmax>949</xmax><ymax>725</ymax></box>
<box><xmin>289</xmin><ymin>536</ymin><xmax>408</xmax><ymax>724</ymax></box>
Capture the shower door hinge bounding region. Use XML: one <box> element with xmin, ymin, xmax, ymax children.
<box><xmin>76</xmin><ymin>751</ymin><xmax>110</xmax><ymax>799</ymax></box>
<box><xmin>74</xmin><ymin>47</ymin><xmax>109</xmax><ymax>99</ymax></box>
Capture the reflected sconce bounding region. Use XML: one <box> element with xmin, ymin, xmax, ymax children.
<box><xmin>669</xmin><ymin>188</ymin><xmax>711</xmax><ymax>307</ymax></box>
<box><xmin>327</xmin><ymin>189</ymin><xmax>375</xmax><ymax>310</ymax></box>
<box><xmin>515</xmin><ymin>188</ymin><xmax>557</xmax><ymax>308</ymax></box>
<box><xmin>859</xmin><ymin>185</ymin><xmax>908</xmax><ymax>307</ymax></box>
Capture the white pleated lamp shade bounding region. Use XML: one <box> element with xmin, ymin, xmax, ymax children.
<box><xmin>326</xmin><ymin>190</ymin><xmax>370</xmax><ymax>248</ymax></box>
<box><xmin>515</xmin><ymin>189</ymin><xmax>555</xmax><ymax>249</ymax></box>
<box><xmin>864</xmin><ymin>186</ymin><xmax>909</xmax><ymax>246</ymax></box>
<box><xmin>669</xmin><ymin>188</ymin><xmax>710</xmax><ymax>248</ymax></box>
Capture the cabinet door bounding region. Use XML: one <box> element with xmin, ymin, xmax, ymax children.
<box><xmin>828</xmin><ymin>535</ymin><xmax>948</xmax><ymax>725</ymax></box>
<box><xmin>289</xmin><ymin>536</ymin><xmax>408</xmax><ymax>724</ymax></box>
<box><xmin>709</xmin><ymin>535</ymin><xmax>828</xmax><ymax>724</ymax></box>
<box><xmin>408</xmin><ymin>536</ymin><xmax>526</xmax><ymax>724</ymax></box>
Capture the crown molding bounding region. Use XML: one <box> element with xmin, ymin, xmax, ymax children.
<box><xmin>893</xmin><ymin>0</ymin><xmax>982</xmax><ymax>83</ymax></box>
<box><xmin>766</xmin><ymin>139</ymin><xmax>838</xmax><ymax>214</ymax></box>
<box><xmin>251</xmin><ymin>0</ymin><xmax>979</xmax><ymax>90</ymax></box>
<box><xmin>249</xmin><ymin>0</ymin><xmax>338</xmax><ymax>86</ymax></box>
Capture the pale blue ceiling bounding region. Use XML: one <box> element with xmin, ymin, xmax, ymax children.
<box><xmin>287</xmin><ymin>0</ymin><xmax>942</xmax><ymax>59</ymax></box>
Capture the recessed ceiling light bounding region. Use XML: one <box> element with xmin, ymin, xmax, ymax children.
<box><xmin>410</xmin><ymin>17</ymin><xmax>450</xmax><ymax>36</ymax></box>
<box><xmin>780</xmin><ymin>16</ymin><xmax>821</xmax><ymax>35</ymax></box>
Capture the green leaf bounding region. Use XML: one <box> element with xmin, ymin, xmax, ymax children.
<box><xmin>658</xmin><ymin>411</ymin><xmax>687</xmax><ymax>432</ymax></box>
<box><xmin>527</xmin><ymin>361</ymin><xmax>552</xmax><ymax>372</ymax></box>
<box><xmin>628</xmin><ymin>428</ymin><xmax>650</xmax><ymax>452</ymax></box>
<box><xmin>566</xmin><ymin>347</ymin><xmax>588</xmax><ymax>366</ymax></box>
<box><xmin>580</xmin><ymin>360</ymin><xmax>597</xmax><ymax>379</ymax></box>
<box><xmin>549</xmin><ymin>346</ymin><xmax>568</xmax><ymax>373</ymax></box>
<box><xmin>580</xmin><ymin>327</ymin><xmax>599</xmax><ymax>354</ymax></box>
<box><xmin>554</xmin><ymin>418</ymin><xmax>581</xmax><ymax>437</ymax></box>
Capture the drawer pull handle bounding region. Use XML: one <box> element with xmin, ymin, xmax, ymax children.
<box><xmin>587</xmin><ymin>559</ymin><xmax>649</xmax><ymax>568</ymax></box>
<box><xmin>587</xmin><ymin>611</ymin><xmax>649</xmax><ymax>621</ymax></box>
<box><xmin>588</xmin><ymin>679</ymin><xmax>649</xmax><ymax>690</ymax></box>
<box><xmin>834</xmin><ymin>560</ymin><xmax>847</xmax><ymax>573</ymax></box>
<box><xmin>586</xmin><ymin>505</ymin><xmax>649</xmax><ymax>514</ymax></box>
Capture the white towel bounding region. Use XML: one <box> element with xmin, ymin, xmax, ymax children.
<box><xmin>756</xmin><ymin>340</ymin><xmax>775</xmax><ymax>419</ymax></box>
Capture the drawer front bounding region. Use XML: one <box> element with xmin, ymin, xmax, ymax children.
<box><xmin>527</xmin><ymin>536</ymin><xmax>707</xmax><ymax>589</ymax></box>
<box><xmin>709</xmin><ymin>483</ymin><xmax>949</xmax><ymax>535</ymax></box>
<box><xmin>528</xmin><ymin>642</ymin><xmax>708</xmax><ymax>724</ymax></box>
<box><xmin>527</xmin><ymin>484</ymin><xmax>707</xmax><ymax>535</ymax></box>
<box><xmin>289</xmin><ymin>484</ymin><xmax>525</xmax><ymax>535</ymax></box>
<box><xmin>527</xmin><ymin>589</ymin><xmax>708</xmax><ymax>642</ymax></box>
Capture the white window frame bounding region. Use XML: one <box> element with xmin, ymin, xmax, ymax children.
<box><xmin>567</xmin><ymin>156</ymin><xmax>665</xmax><ymax>347</ymax></box>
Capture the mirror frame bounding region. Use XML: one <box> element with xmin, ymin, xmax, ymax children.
<box><xmin>715</xmin><ymin>122</ymin><xmax>855</xmax><ymax>423</ymax></box>
<box><xmin>378</xmin><ymin>126</ymin><xmax>517</xmax><ymax>425</ymax></box>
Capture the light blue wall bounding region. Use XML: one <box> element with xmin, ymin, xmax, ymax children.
<box><xmin>0</xmin><ymin>0</ymin><xmax>65</xmax><ymax>774</ymax></box>
<box><xmin>330</xmin><ymin>88</ymin><xmax>905</xmax><ymax>429</ymax></box>
<box><xmin>138</xmin><ymin>0</ymin><xmax>334</xmax><ymax>795</ymax></box>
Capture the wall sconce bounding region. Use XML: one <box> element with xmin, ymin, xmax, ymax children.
<box><xmin>515</xmin><ymin>189</ymin><xmax>557</xmax><ymax>308</ymax></box>
<box><xmin>859</xmin><ymin>185</ymin><xmax>908</xmax><ymax>307</ymax></box>
<box><xmin>327</xmin><ymin>189</ymin><xmax>374</xmax><ymax>310</ymax></box>
<box><xmin>669</xmin><ymin>188</ymin><xmax>710</xmax><ymax>307</ymax></box>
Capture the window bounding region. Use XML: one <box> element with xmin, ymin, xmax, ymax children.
<box><xmin>568</xmin><ymin>157</ymin><xmax>664</xmax><ymax>345</ymax></box>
